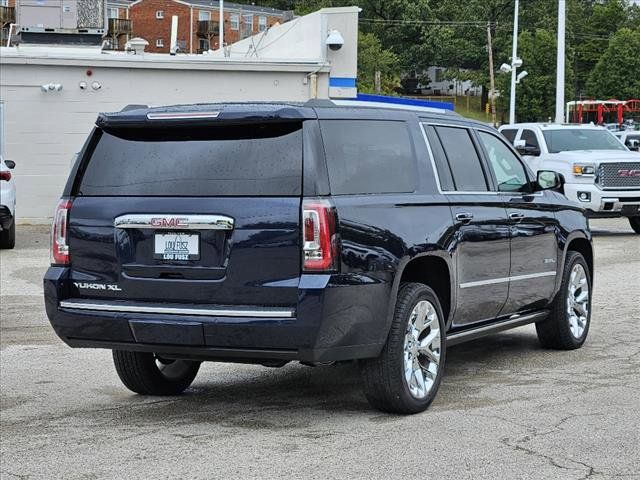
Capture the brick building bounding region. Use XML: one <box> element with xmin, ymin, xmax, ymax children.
<box><xmin>1</xmin><ymin>0</ymin><xmax>16</xmax><ymax>44</ymax></box>
<box><xmin>106</xmin><ymin>0</ymin><xmax>292</xmax><ymax>53</ymax></box>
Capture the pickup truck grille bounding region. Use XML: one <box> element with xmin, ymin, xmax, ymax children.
<box><xmin>597</xmin><ymin>162</ymin><xmax>640</xmax><ymax>190</ymax></box>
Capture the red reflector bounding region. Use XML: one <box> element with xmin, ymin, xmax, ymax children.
<box><xmin>0</xmin><ymin>171</ymin><xmax>10</xmax><ymax>181</ymax></box>
<box><xmin>302</xmin><ymin>199</ymin><xmax>339</xmax><ymax>272</ymax></box>
<box><xmin>51</xmin><ymin>199</ymin><xmax>73</xmax><ymax>265</ymax></box>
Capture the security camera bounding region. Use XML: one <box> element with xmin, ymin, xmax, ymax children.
<box><xmin>512</xmin><ymin>57</ymin><xmax>523</xmax><ymax>68</ymax></box>
<box><xmin>326</xmin><ymin>30</ymin><xmax>344</xmax><ymax>51</ymax></box>
<box><xmin>499</xmin><ymin>63</ymin><xmax>512</xmax><ymax>74</ymax></box>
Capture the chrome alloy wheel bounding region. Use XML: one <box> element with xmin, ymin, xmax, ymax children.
<box><xmin>567</xmin><ymin>264</ymin><xmax>589</xmax><ymax>339</ymax></box>
<box><xmin>403</xmin><ymin>300</ymin><xmax>441</xmax><ymax>399</ymax></box>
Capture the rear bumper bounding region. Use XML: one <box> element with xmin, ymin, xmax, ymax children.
<box><xmin>44</xmin><ymin>267</ymin><xmax>389</xmax><ymax>363</ymax></box>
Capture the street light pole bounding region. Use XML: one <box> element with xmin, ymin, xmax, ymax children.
<box><xmin>555</xmin><ymin>0</ymin><xmax>566</xmax><ymax>123</ymax></box>
<box><xmin>509</xmin><ymin>0</ymin><xmax>520</xmax><ymax>124</ymax></box>
<box><xmin>219</xmin><ymin>0</ymin><xmax>224</xmax><ymax>50</ymax></box>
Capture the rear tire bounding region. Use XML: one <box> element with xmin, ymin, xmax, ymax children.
<box><xmin>536</xmin><ymin>251</ymin><xmax>591</xmax><ymax>350</ymax></box>
<box><xmin>359</xmin><ymin>283</ymin><xmax>446</xmax><ymax>414</ymax></box>
<box><xmin>112</xmin><ymin>350</ymin><xmax>200</xmax><ymax>395</ymax></box>
<box><xmin>629</xmin><ymin>217</ymin><xmax>640</xmax><ymax>234</ymax></box>
<box><xmin>0</xmin><ymin>221</ymin><xmax>15</xmax><ymax>249</ymax></box>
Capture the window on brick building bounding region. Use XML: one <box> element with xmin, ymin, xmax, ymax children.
<box><xmin>156</xmin><ymin>38</ymin><xmax>164</xmax><ymax>47</ymax></box>
<box><xmin>199</xmin><ymin>10</ymin><xmax>210</xmax><ymax>21</ymax></box>
<box><xmin>108</xmin><ymin>8</ymin><xmax>119</xmax><ymax>19</ymax></box>
<box><xmin>241</xmin><ymin>14</ymin><xmax>253</xmax><ymax>38</ymax></box>
<box><xmin>155</xmin><ymin>10</ymin><xmax>164</xmax><ymax>19</ymax></box>
<box><xmin>258</xmin><ymin>15</ymin><xmax>267</xmax><ymax>32</ymax></box>
<box><xmin>230</xmin><ymin>13</ymin><xmax>239</xmax><ymax>30</ymax></box>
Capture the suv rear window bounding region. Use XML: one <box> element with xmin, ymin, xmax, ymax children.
<box><xmin>77</xmin><ymin>123</ymin><xmax>303</xmax><ymax>196</ymax></box>
<box><xmin>320</xmin><ymin>120</ymin><xmax>416</xmax><ymax>195</ymax></box>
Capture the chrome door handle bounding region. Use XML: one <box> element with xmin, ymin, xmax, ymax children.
<box><xmin>455</xmin><ymin>212</ymin><xmax>474</xmax><ymax>224</ymax></box>
<box><xmin>509</xmin><ymin>213</ymin><xmax>525</xmax><ymax>222</ymax></box>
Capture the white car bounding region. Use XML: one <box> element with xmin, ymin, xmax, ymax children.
<box><xmin>499</xmin><ymin>123</ymin><xmax>640</xmax><ymax>233</ymax></box>
<box><xmin>614</xmin><ymin>130</ymin><xmax>640</xmax><ymax>152</ymax></box>
<box><xmin>0</xmin><ymin>156</ymin><xmax>16</xmax><ymax>248</ymax></box>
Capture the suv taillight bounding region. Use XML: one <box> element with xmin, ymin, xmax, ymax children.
<box><xmin>0</xmin><ymin>171</ymin><xmax>10</xmax><ymax>181</ymax></box>
<box><xmin>51</xmin><ymin>199</ymin><xmax>72</xmax><ymax>265</ymax></box>
<box><xmin>302</xmin><ymin>199</ymin><xmax>339</xmax><ymax>272</ymax></box>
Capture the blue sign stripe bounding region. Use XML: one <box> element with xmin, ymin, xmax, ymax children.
<box><xmin>329</xmin><ymin>77</ymin><xmax>357</xmax><ymax>88</ymax></box>
<box><xmin>355</xmin><ymin>93</ymin><xmax>455</xmax><ymax>111</ymax></box>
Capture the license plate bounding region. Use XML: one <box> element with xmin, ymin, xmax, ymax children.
<box><xmin>154</xmin><ymin>233</ymin><xmax>199</xmax><ymax>261</ymax></box>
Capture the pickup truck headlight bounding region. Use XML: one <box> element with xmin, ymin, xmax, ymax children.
<box><xmin>572</xmin><ymin>164</ymin><xmax>596</xmax><ymax>176</ymax></box>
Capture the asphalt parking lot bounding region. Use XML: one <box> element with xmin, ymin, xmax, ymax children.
<box><xmin>1</xmin><ymin>219</ymin><xmax>639</xmax><ymax>480</ymax></box>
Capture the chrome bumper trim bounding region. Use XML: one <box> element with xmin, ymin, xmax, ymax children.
<box><xmin>59</xmin><ymin>300</ymin><xmax>294</xmax><ymax>318</ymax></box>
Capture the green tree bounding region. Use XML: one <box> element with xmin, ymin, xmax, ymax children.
<box><xmin>587</xmin><ymin>28</ymin><xmax>640</xmax><ymax>99</ymax></box>
<box><xmin>357</xmin><ymin>31</ymin><xmax>401</xmax><ymax>94</ymax></box>
<box><xmin>497</xmin><ymin>29</ymin><xmax>574</xmax><ymax>122</ymax></box>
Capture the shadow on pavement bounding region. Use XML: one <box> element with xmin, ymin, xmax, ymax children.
<box><xmin>87</xmin><ymin>329</ymin><xmax>547</xmax><ymax>425</ymax></box>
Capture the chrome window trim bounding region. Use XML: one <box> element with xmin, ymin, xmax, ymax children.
<box><xmin>59</xmin><ymin>300</ymin><xmax>294</xmax><ymax>318</ymax></box>
<box><xmin>114</xmin><ymin>214</ymin><xmax>234</xmax><ymax>230</ymax></box>
<box><xmin>460</xmin><ymin>271</ymin><xmax>556</xmax><ymax>289</ymax></box>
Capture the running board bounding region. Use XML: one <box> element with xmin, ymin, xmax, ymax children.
<box><xmin>446</xmin><ymin>311</ymin><xmax>549</xmax><ymax>346</ymax></box>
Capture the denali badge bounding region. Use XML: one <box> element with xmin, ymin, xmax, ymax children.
<box><xmin>618</xmin><ymin>169</ymin><xmax>640</xmax><ymax>177</ymax></box>
<box><xmin>74</xmin><ymin>282</ymin><xmax>122</xmax><ymax>291</ymax></box>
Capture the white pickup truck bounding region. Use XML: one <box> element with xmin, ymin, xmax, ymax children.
<box><xmin>499</xmin><ymin>123</ymin><xmax>640</xmax><ymax>233</ymax></box>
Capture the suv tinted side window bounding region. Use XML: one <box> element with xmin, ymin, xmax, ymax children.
<box><xmin>500</xmin><ymin>129</ymin><xmax>518</xmax><ymax>144</ymax></box>
<box><xmin>477</xmin><ymin>131</ymin><xmax>530</xmax><ymax>193</ymax></box>
<box><xmin>320</xmin><ymin>120</ymin><xmax>416</xmax><ymax>195</ymax></box>
<box><xmin>434</xmin><ymin>126</ymin><xmax>488</xmax><ymax>191</ymax></box>
<box><xmin>521</xmin><ymin>129</ymin><xmax>540</xmax><ymax>149</ymax></box>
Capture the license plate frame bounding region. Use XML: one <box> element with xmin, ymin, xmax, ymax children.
<box><xmin>153</xmin><ymin>232</ymin><xmax>200</xmax><ymax>261</ymax></box>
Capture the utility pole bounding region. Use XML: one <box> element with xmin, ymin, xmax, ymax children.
<box><xmin>555</xmin><ymin>0</ymin><xmax>566</xmax><ymax>123</ymax></box>
<box><xmin>487</xmin><ymin>23</ymin><xmax>497</xmax><ymax>128</ymax></box>
<box><xmin>218</xmin><ymin>0</ymin><xmax>224</xmax><ymax>50</ymax></box>
<box><xmin>509</xmin><ymin>0</ymin><xmax>520</xmax><ymax>124</ymax></box>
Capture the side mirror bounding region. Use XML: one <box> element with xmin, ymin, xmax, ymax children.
<box><xmin>514</xmin><ymin>140</ymin><xmax>541</xmax><ymax>156</ymax></box>
<box><xmin>536</xmin><ymin>170</ymin><xmax>564</xmax><ymax>191</ymax></box>
<box><xmin>627</xmin><ymin>139</ymin><xmax>640</xmax><ymax>152</ymax></box>
<box><xmin>4</xmin><ymin>160</ymin><xmax>15</xmax><ymax>169</ymax></box>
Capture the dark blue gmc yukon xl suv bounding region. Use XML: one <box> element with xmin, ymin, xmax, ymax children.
<box><xmin>44</xmin><ymin>102</ymin><xmax>594</xmax><ymax>413</ymax></box>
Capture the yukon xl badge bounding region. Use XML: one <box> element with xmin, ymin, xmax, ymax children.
<box><xmin>74</xmin><ymin>282</ymin><xmax>122</xmax><ymax>292</ymax></box>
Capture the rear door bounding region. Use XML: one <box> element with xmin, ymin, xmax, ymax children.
<box><xmin>68</xmin><ymin>121</ymin><xmax>304</xmax><ymax>308</ymax></box>
<box><xmin>426</xmin><ymin>124</ymin><xmax>511</xmax><ymax>327</ymax></box>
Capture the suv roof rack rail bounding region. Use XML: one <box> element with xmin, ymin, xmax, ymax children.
<box><xmin>303</xmin><ymin>99</ymin><xmax>336</xmax><ymax>108</ymax></box>
<box><xmin>333</xmin><ymin>93</ymin><xmax>458</xmax><ymax>115</ymax></box>
<box><xmin>120</xmin><ymin>104</ymin><xmax>149</xmax><ymax>112</ymax></box>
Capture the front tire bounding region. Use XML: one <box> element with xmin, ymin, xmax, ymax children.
<box><xmin>629</xmin><ymin>217</ymin><xmax>640</xmax><ymax>234</ymax></box>
<box><xmin>112</xmin><ymin>350</ymin><xmax>200</xmax><ymax>395</ymax></box>
<box><xmin>0</xmin><ymin>221</ymin><xmax>15</xmax><ymax>249</ymax></box>
<box><xmin>360</xmin><ymin>283</ymin><xmax>446</xmax><ymax>414</ymax></box>
<box><xmin>536</xmin><ymin>251</ymin><xmax>591</xmax><ymax>350</ymax></box>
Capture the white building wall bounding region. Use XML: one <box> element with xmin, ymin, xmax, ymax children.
<box><xmin>0</xmin><ymin>55</ymin><xmax>330</xmax><ymax>220</ymax></box>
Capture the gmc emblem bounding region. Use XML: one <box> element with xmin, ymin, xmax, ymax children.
<box><xmin>150</xmin><ymin>217</ymin><xmax>188</xmax><ymax>228</ymax></box>
<box><xmin>618</xmin><ymin>169</ymin><xmax>640</xmax><ymax>177</ymax></box>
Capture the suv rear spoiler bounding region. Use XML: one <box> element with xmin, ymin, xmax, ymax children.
<box><xmin>97</xmin><ymin>104</ymin><xmax>315</xmax><ymax>129</ymax></box>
